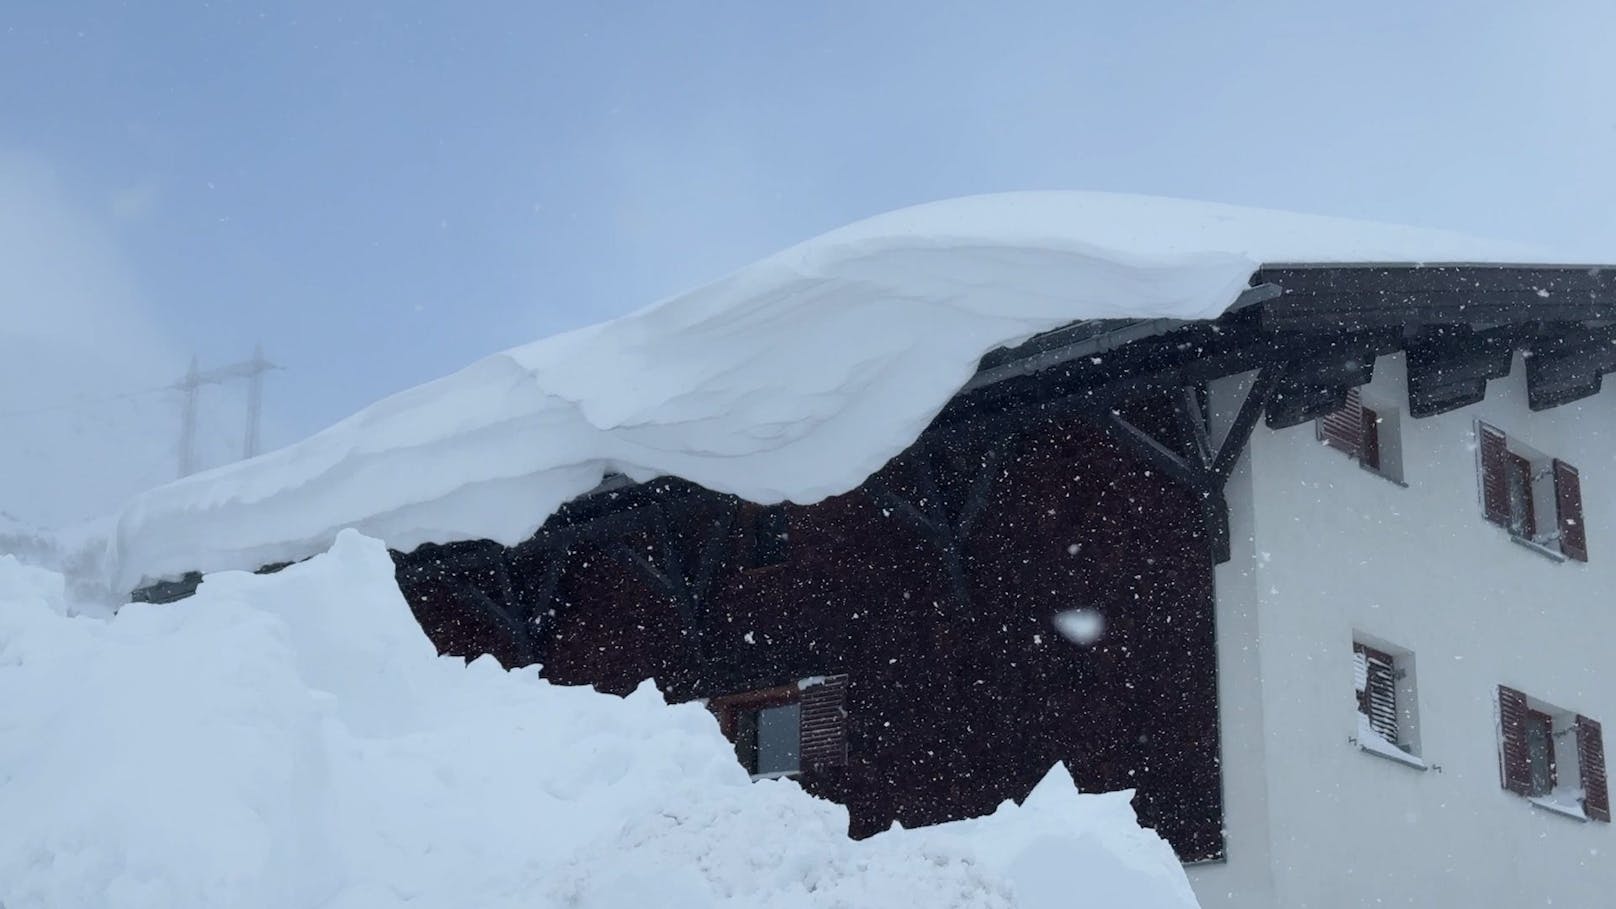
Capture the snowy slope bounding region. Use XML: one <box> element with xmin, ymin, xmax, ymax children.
<box><xmin>0</xmin><ymin>532</ymin><xmax>1200</xmax><ymax>909</ymax></box>
<box><xmin>110</xmin><ymin>192</ymin><xmax>1573</xmax><ymax>590</ymax></box>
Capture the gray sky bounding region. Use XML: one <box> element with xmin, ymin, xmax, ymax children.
<box><xmin>3</xmin><ymin>1</ymin><xmax>1615</xmax><ymax>525</ymax></box>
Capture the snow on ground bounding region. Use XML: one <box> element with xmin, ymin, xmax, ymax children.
<box><xmin>108</xmin><ymin>192</ymin><xmax>1575</xmax><ymax>593</ymax></box>
<box><xmin>0</xmin><ymin>530</ymin><xmax>1199</xmax><ymax>909</ymax></box>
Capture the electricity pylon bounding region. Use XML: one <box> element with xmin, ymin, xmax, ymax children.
<box><xmin>175</xmin><ymin>345</ymin><xmax>278</xmax><ymax>478</ymax></box>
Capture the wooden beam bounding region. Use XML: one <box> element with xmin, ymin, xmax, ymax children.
<box><xmin>1264</xmin><ymin>380</ymin><xmax>1350</xmax><ymax>430</ymax></box>
<box><xmin>867</xmin><ymin>475</ymin><xmax>952</xmax><ymax>549</ymax></box>
<box><xmin>689</xmin><ymin>506</ymin><xmax>736</xmax><ymax>605</ymax></box>
<box><xmin>1099</xmin><ymin>409</ymin><xmax>1212</xmax><ymax>492</ymax></box>
<box><xmin>523</xmin><ymin>548</ymin><xmax>569</xmax><ymax>636</ymax></box>
<box><xmin>1405</xmin><ymin>326</ymin><xmax>1516</xmax><ymax>418</ymax></box>
<box><xmin>1254</xmin><ymin>264</ymin><xmax>1616</xmax><ymax>297</ymax></box>
<box><xmin>607</xmin><ymin>541</ymin><xmax>689</xmax><ymax>612</ymax></box>
<box><xmin>1267</xmin><ymin>295</ymin><xmax>1616</xmax><ymax>334</ymax></box>
<box><xmin>456</xmin><ymin>581</ymin><xmax>536</xmax><ymax>665</ymax></box>
<box><xmin>1525</xmin><ymin>332</ymin><xmax>1616</xmax><ymax>411</ymax></box>
<box><xmin>1176</xmin><ymin>386</ymin><xmax>1214</xmax><ymax>470</ymax></box>
<box><xmin>956</xmin><ymin>438</ymin><xmax>1012</xmax><ymax>539</ymax></box>
<box><xmin>1213</xmin><ymin>366</ymin><xmax>1282</xmax><ymax>483</ymax></box>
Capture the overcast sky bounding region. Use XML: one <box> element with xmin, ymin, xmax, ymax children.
<box><xmin>3</xmin><ymin>1</ymin><xmax>1615</xmax><ymax>524</ymax></box>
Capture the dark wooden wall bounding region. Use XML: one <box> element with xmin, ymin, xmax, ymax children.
<box><xmin>394</xmin><ymin>410</ymin><xmax>1224</xmax><ymax>861</ymax></box>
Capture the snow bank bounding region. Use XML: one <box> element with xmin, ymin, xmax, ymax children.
<box><xmin>0</xmin><ymin>531</ymin><xmax>1198</xmax><ymax>908</ymax></box>
<box><xmin>111</xmin><ymin>191</ymin><xmax>1560</xmax><ymax>590</ymax></box>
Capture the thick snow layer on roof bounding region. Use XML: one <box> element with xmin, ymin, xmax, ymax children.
<box><xmin>110</xmin><ymin>192</ymin><xmax>1561</xmax><ymax>589</ymax></box>
<box><xmin>0</xmin><ymin>532</ymin><xmax>1200</xmax><ymax>908</ymax></box>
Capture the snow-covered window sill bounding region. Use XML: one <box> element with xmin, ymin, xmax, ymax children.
<box><xmin>1527</xmin><ymin>796</ymin><xmax>1589</xmax><ymax>823</ymax></box>
<box><xmin>1509</xmin><ymin>534</ymin><xmax>1568</xmax><ymax>563</ymax></box>
<box><xmin>1354</xmin><ymin>739</ymin><xmax>1428</xmax><ymax>771</ymax></box>
<box><xmin>749</xmin><ymin>770</ymin><xmax>802</xmax><ymax>782</ymax></box>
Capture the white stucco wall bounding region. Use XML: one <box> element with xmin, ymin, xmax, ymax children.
<box><xmin>1190</xmin><ymin>354</ymin><xmax>1616</xmax><ymax>908</ymax></box>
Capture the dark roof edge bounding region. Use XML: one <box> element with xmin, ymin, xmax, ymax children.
<box><xmin>961</xmin><ymin>283</ymin><xmax>1282</xmax><ymax>395</ymax></box>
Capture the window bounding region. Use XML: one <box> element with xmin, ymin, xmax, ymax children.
<box><xmin>1352</xmin><ymin>638</ymin><xmax>1424</xmax><ymax>769</ymax></box>
<box><xmin>1497</xmin><ymin>685</ymin><xmax>1610</xmax><ymax>822</ymax></box>
<box><xmin>1316</xmin><ymin>387</ymin><xmax>1403</xmax><ymax>483</ymax></box>
<box><xmin>707</xmin><ymin>674</ymin><xmax>848</xmax><ymax>778</ymax></box>
<box><xmin>1476</xmin><ymin>422</ymin><xmax>1587</xmax><ymax>561</ymax></box>
<box><xmin>736</xmin><ymin>702</ymin><xmax>802</xmax><ymax>775</ymax></box>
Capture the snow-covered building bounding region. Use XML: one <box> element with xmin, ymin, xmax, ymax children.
<box><xmin>113</xmin><ymin>193</ymin><xmax>1614</xmax><ymax>907</ymax></box>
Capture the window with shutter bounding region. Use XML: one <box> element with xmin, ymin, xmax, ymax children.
<box><xmin>1477</xmin><ymin>424</ymin><xmax>1589</xmax><ymax>562</ymax></box>
<box><xmin>1576</xmin><ymin>716</ymin><xmax>1610</xmax><ymax>823</ymax></box>
<box><xmin>1352</xmin><ymin>638</ymin><xmax>1423</xmax><ymax>768</ymax></box>
<box><xmin>1317</xmin><ymin>389</ymin><xmax>1401</xmax><ymax>482</ymax></box>
<box><xmin>1498</xmin><ymin>687</ymin><xmax>1607</xmax><ymax>821</ymax></box>
<box><xmin>708</xmin><ymin>674</ymin><xmax>848</xmax><ymax>778</ymax></box>
<box><xmin>1354</xmin><ymin>642</ymin><xmax>1399</xmax><ymax>743</ymax></box>
<box><xmin>1318</xmin><ymin>387</ymin><xmax>1366</xmax><ymax>456</ymax></box>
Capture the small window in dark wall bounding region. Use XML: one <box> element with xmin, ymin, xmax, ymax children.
<box><xmin>736</xmin><ymin>702</ymin><xmax>801</xmax><ymax>775</ymax></box>
<box><xmin>708</xmin><ymin>675</ymin><xmax>848</xmax><ymax>779</ymax></box>
<box><xmin>1476</xmin><ymin>421</ymin><xmax>1587</xmax><ymax>562</ymax></box>
<box><xmin>1316</xmin><ymin>387</ymin><xmax>1402</xmax><ymax>483</ymax></box>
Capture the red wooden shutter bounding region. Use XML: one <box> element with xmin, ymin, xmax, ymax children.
<box><xmin>1478</xmin><ymin>423</ymin><xmax>1510</xmax><ymax>527</ymax></box>
<box><xmin>1359</xmin><ymin>405</ymin><xmax>1382</xmax><ymax>472</ymax></box>
<box><xmin>1577</xmin><ymin>715</ymin><xmax>1610</xmax><ymax>822</ymax></box>
<box><xmin>799</xmin><ymin>674</ymin><xmax>849</xmax><ymax>771</ymax></box>
<box><xmin>1554</xmin><ymin>459</ymin><xmax>1588</xmax><ymax>562</ymax></box>
<box><xmin>1498</xmin><ymin>685</ymin><xmax>1532</xmax><ymax>795</ymax></box>
<box><xmin>1318</xmin><ymin>387</ymin><xmax>1365</xmax><ymax>457</ymax></box>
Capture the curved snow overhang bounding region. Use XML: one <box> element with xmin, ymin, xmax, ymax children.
<box><xmin>537</xmin><ymin>261</ymin><xmax>1616</xmax><ymax>544</ymax></box>
<box><xmin>120</xmin><ymin>254</ymin><xmax>1616</xmax><ymax>602</ymax></box>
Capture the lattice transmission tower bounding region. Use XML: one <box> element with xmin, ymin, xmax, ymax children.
<box><xmin>175</xmin><ymin>345</ymin><xmax>278</xmax><ymax>478</ymax></box>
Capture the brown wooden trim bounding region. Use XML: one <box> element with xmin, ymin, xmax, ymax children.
<box><xmin>1479</xmin><ymin>423</ymin><xmax>1510</xmax><ymax>527</ymax></box>
<box><xmin>1554</xmin><ymin>459</ymin><xmax>1588</xmax><ymax>562</ymax></box>
<box><xmin>707</xmin><ymin>682</ymin><xmax>802</xmax><ymax>740</ymax></box>
<box><xmin>1577</xmin><ymin>715</ymin><xmax>1610</xmax><ymax>822</ymax></box>
<box><xmin>1499</xmin><ymin>685</ymin><xmax>1532</xmax><ymax>795</ymax></box>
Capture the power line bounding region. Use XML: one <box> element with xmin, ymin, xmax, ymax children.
<box><xmin>0</xmin><ymin>385</ymin><xmax>174</xmax><ymax>420</ymax></box>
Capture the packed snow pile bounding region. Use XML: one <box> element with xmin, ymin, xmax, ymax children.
<box><xmin>111</xmin><ymin>191</ymin><xmax>1563</xmax><ymax>591</ymax></box>
<box><xmin>0</xmin><ymin>530</ymin><xmax>1199</xmax><ymax>909</ymax></box>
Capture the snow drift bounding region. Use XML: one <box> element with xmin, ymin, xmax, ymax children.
<box><xmin>111</xmin><ymin>191</ymin><xmax>1559</xmax><ymax>591</ymax></box>
<box><xmin>0</xmin><ymin>531</ymin><xmax>1199</xmax><ymax>908</ymax></box>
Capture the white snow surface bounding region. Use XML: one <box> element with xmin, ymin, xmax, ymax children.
<box><xmin>111</xmin><ymin>191</ymin><xmax>1565</xmax><ymax>590</ymax></box>
<box><xmin>0</xmin><ymin>531</ymin><xmax>1199</xmax><ymax>909</ymax></box>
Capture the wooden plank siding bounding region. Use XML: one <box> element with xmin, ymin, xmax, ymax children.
<box><xmin>392</xmin><ymin>409</ymin><xmax>1225</xmax><ymax>861</ymax></box>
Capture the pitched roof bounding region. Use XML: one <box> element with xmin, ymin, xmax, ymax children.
<box><xmin>110</xmin><ymin>192</ymin><xmax>1609</xmax><ymax>590</ymax></box>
